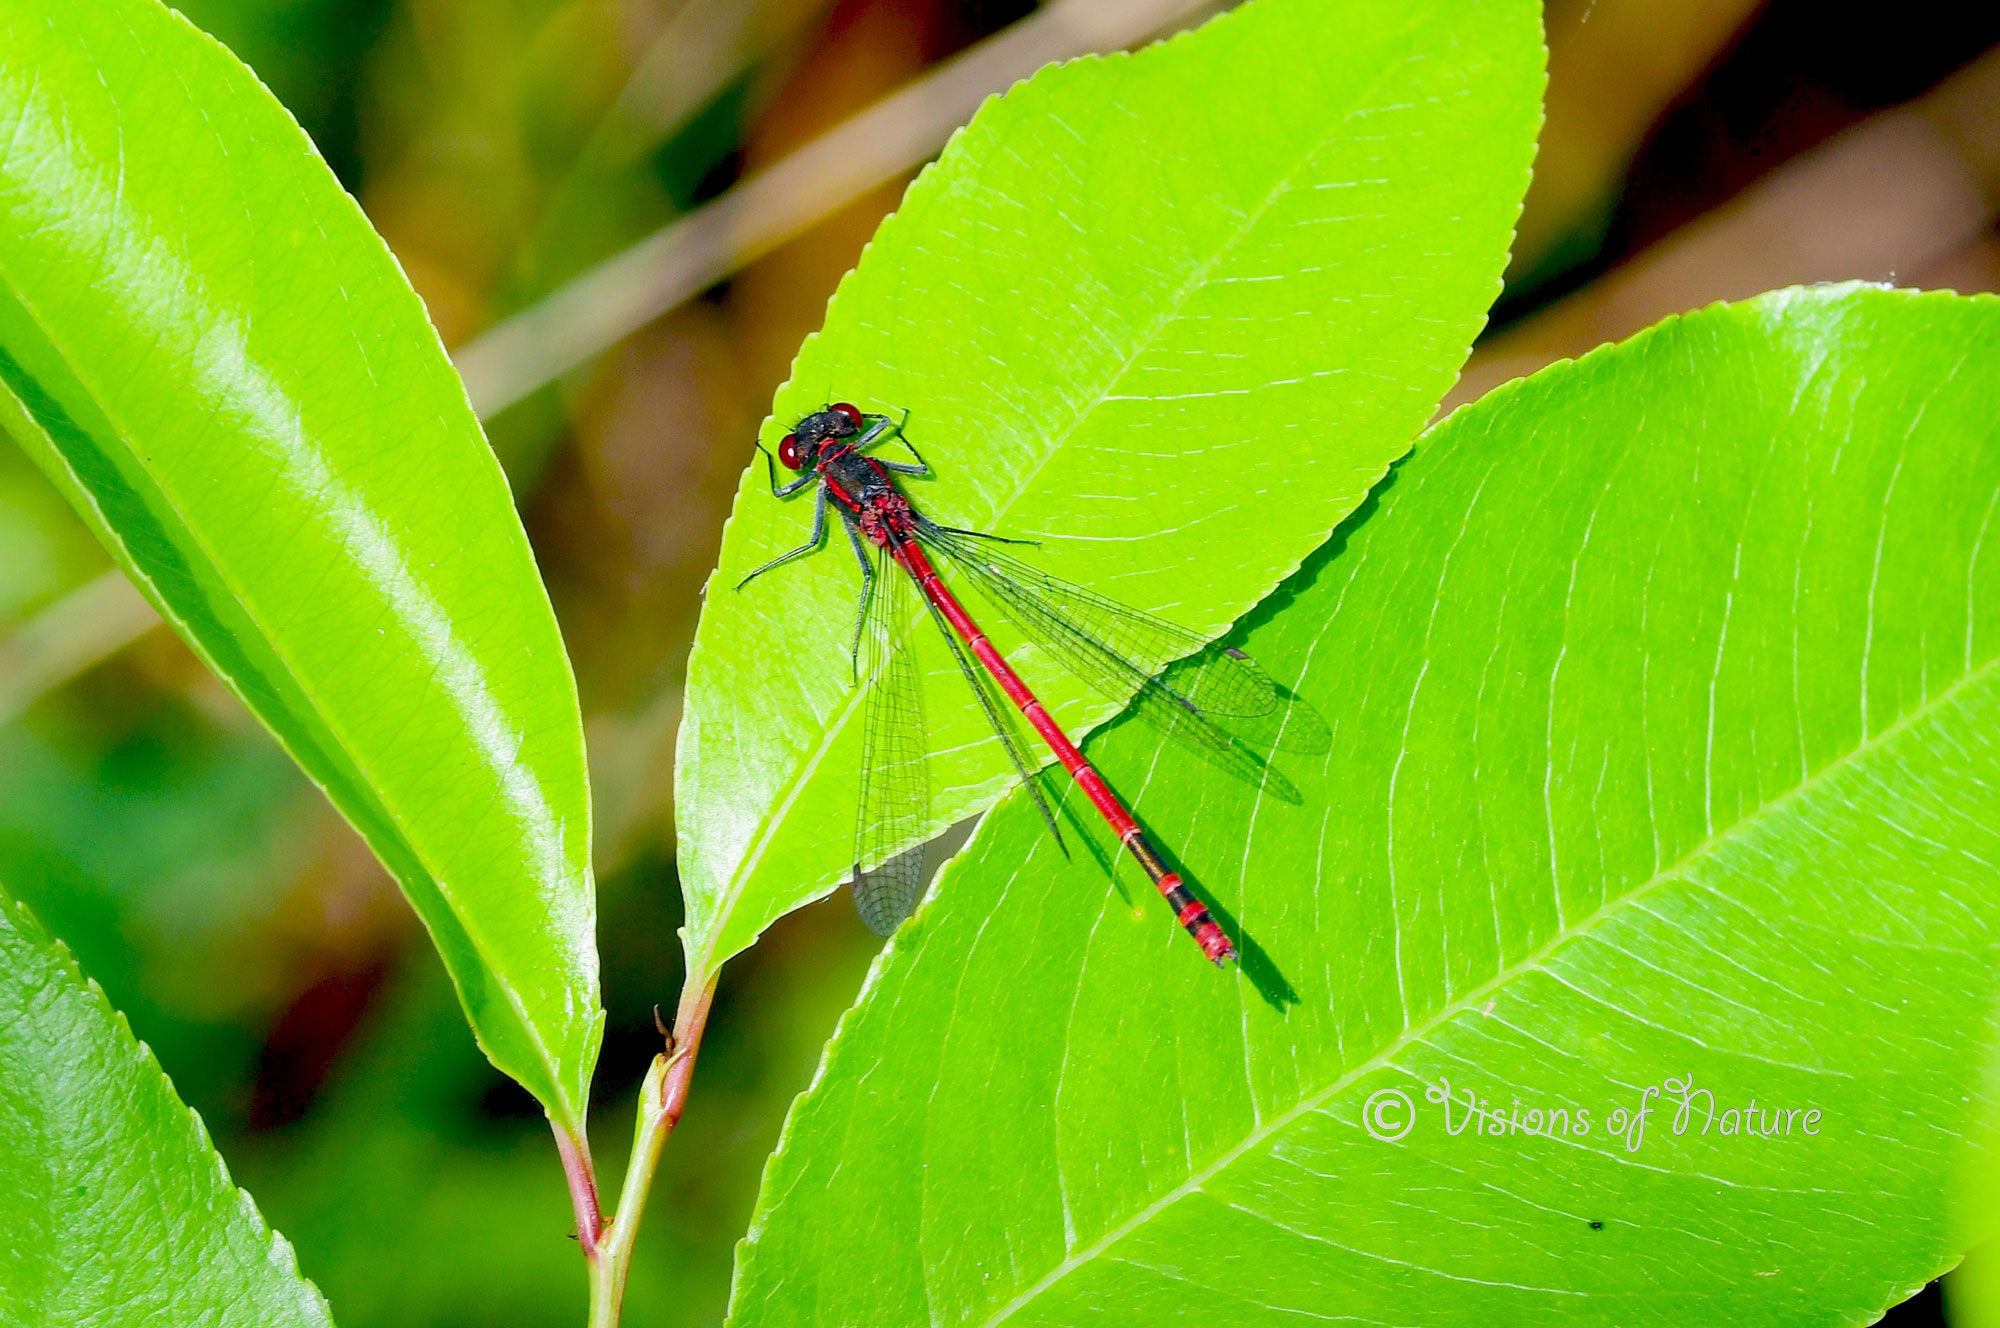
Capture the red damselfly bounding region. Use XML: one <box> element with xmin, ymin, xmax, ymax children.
<box><xmin>739</xmin><ymin>403</ymin><xmax>1321</xmax><ymax>965</ymax></box>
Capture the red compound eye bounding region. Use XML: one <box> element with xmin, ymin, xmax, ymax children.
<box><xmin>831</xmin><ymin>402</ymin><xmax>864</xmax><ymax>427</ymax></box>
<box><xmin>778</xmin><ymin>433</ymin><xmax>802</xmax><ymax>469</ymax></box>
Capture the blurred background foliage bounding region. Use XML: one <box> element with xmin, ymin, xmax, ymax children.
<box><xmin>2</xmin><ymin>0</ymin><xmax>1999</xmax><ymax>1323</ymax></box>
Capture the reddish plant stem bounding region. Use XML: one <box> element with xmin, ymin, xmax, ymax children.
<box><xmin>585</xmin><ymin>967</ymin><xmax>720</xmax><ymax>1328</ymax></box>
<box><xmin>553</xmin><ymin>1122</ymin><xmax>606</xmax><ymax>1258</ymax></box>
<box><xmin>658</xmin><ymin>975</ymin><xmax>714</xmax><ymax>1128</ymax></box>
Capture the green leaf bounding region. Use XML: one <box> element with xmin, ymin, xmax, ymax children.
<box><xmin>676</xmin><ymin>0</ymin><xmax>1545</xmax><ymax>975</ymax></box>
<box><xmin>730</xmin><ymin>285</ymin><xmax>2000</xmax><ymax>1326</ymax></box>
<box><xmin>1948</xmin><ymin>1041</ymin><xmax>2000</xmax><ymax>1324</ymax></box>
<box><xmin>0</xmin><ymin>887</ymin><xmax>334</xmax><ymax>1326</ymax></box>
<box><xmin>0</xmin><ymin>1</ymin><xmax>599</xmax><ymax>1129</ymax></box>
<box><xmin>1955</xmin><ymin>1145</ymin><xmax>2000</xmax><ymax>1320</ymax></box>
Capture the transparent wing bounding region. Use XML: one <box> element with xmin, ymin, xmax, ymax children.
<box><xmin>911</xmin><ymin>556</ymin><xmax>1068</xmax><ymax>852</ymax></box>
<box><xmin>920</xmin><ymin>523</ymin><xmax>1328</xmax><ymax>803</ymax></box>
<box><xmin>852</xmin><ymin>552</ymin><xmax>930</xmax><ymax>937</ymax></box>
<box><xmin>852</xmin><ymin>540</ymin><xmax>1071</xmax><ymax>935</ymax></box>
<box><xmin>924</xmin><ymin>525</ymin><xmax>1278</xmax><ymax>713</ymax></box>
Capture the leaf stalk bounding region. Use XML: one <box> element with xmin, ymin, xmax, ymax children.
<box><xmin>585</xmin><ymin>969</ymin><xmax>719</xmax><ymax>1328</ymax></box>
<box><xmin>553</xmin><ymin>1122</ymin><xmax>605</xmax><ymax>1259</ymax></box>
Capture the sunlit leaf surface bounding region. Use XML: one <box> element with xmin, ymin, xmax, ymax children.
<box><xmin>678</xmin><ymin>0</ymin><xmax>1545</xmax><ymax>975</ymax></box>
<box><xmin>0</xmin><ymin>888</ymin><xmax>334</xmax><ymax>1327</ymax></box>
<box><xmin>731</xmin><ymin>286</ymin><xmax>2000</xmax><ymax>1326</ymax></box>
<box><xmin>0</xmin><ymin>0</ymin><xmax>599</xmax><ymax>1129</ymax></box>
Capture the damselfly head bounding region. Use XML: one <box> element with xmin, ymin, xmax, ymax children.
<box><xmin>785</xmin><ymin>402</ymin><xmax>867</xmax><ymax>468</ymax></box>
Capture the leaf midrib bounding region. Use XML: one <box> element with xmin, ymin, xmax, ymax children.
<box><xmin>698</xmin><ymin>8</ymin><xmax>1442</xmax><ymax>968</ymax></box>
<box><xmin>982</xmin><ymin>643</ymin><xmax>2000</xmax><ymax>1324</ymax></box>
